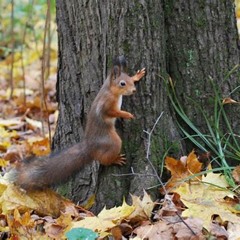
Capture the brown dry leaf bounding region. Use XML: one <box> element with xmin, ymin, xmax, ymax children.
<box><xmin>232</xmin><ymin>165</ymin><xmax>240</xmax><ymax>184</ymax></box>
<box><xmin>156</xmin><ymin>193</ymin><xmax>180</xmax><ymax>221</ymax></box>
<box><xmin>222</xmin><ymin>97</ymin><xmax>238</xmax><ymax>104</ymax></box>
<box><xmin>173</xmin><ymin>218</ymin><xmax>204</xmax><ymax>239</ymax></box>
<box><xmin>44</xmin><ymin>223</ymin><xmax>64</xmax><ymax>239</ymax></box>
<box><xmin>111</xmin><ymin>226</ymin><xmax>122</xmax><ymax>240</ymax></box>
<box><xmin>165</xmin><ymin>150</ymin><xmax>202</xmax><ymax>191</ymax></box>
<box><xmin>44</xmin><ymin>214</ymin><xmax>72</xmax><ymax>239</ymax></box>
<box><xmin>222</xmin><ymin>196</ymin><xmax>240</xmax><ymax>214</ymax></box>
<box><xmin>28</xmin><ymin>189</ymin><xmax>76</xmax><ymax>217</ymax></box>
<box><xmin>210</xmin><ymin>223</ymin><xmax>228</xmax><ymax>239</ymax></box>
<box><xmin>63</xmin><ymin>202</ymin><xmax>80</xmax><ymax>218</ymax></box>
<box><xmin>134</xmin><ymin>221</ymin><xmax>174</xmax><ymax>240</ymax></box>
<box><xmin>31</xmin><ymin>138</ymin><xmax>50</xmax><ymax>156</ymax></box>
<box><xmin>4</xmin><ymin>142</ymin><xmax>31</xmax><ymax>163</ymax></box>
<box><xmin>13</xmin><ymin>209</ymin><xmax>34</xmax><ymax>227</ymax></box>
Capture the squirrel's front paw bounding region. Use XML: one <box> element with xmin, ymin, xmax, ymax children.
<box><xmin>132</xmin><ymin>68</ymin><xmax>146</xmax><ymax>82</ymax></box>
<box><xmin>126</xmin><ymin>112</ymin><xmax>135</xmax><ymax>119</ymax></box>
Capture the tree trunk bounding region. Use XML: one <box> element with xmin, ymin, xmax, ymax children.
<box><xmin>165</xmin><ymin>0</ymin><xmax>240</xmax><ymax>157</ymax></box>
<box><xmin>53</xmin><ymin>0</ymin><xmax>239</xmax><ymax>213</ymax></box>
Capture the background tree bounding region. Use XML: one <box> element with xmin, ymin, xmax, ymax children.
<box><xmin>53</xmin><ymin>0</ymin><xmax>240</xmax><ymax>212</ymax></box>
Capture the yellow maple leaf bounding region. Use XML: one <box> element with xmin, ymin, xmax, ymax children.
<box><xmin>0</xmin><ymin>185</ymin><xmax>75</xmax><ymax>217</ymax></box>
<box><xmin>202</xmin><ymin>172</ymin><xmax>229</xmax><ymax>188</ymax></box>
<box><xmin>0</xmin><ymin>158</ymin><xmax>9</xmax><ymax>167</ymax></box>
<box><xmin>71</xmin><ymin>199</ymin><xmax>135</xmax><ymax>234</ymax></box>
<box><xmin>98</xmin><ymin>199</ymin><xmax>135</xmax><ymax>223</ymax></box>
<box><xmin>0</xmin><ymin>185</ymin><xmax>38</xmax><ymax>214</ymax></box>
<box><xmin>129</xmin><ymin>190</ymin><xmax>155</xmax><ymax>220</ymax></box>
<box><xmin>174</xmin><ymin>173</ymin><xmax>239</xmax><ymax>230</ymax></box>
<box><xmin>72</xmin><ymin>216</ymin><xmax>115</xmax><ymax>233</ymax></box>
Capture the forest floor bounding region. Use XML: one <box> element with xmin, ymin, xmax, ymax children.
<box><xmin>0</xmin><ymin>38</ymin><xmax>240</xmax><ymax>240</ymax></box>
<box><xmin>0</xmin><ymin>1</ymin><xmax>240</xmax><ymax>239</ymax></box>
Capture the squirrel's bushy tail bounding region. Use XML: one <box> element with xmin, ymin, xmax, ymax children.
<box><xmin>7</xmin><ymin>141</ymin><xmax>92</xmax><ymax>190</ymax></box>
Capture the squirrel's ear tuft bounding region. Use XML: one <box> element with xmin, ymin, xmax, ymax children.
<box><xmin>110</xmin><ymin>55</ymin><xmax>127</xmax><ymax>81</ymax></box>
<box><xmin>116</xmin><ymin>55</ymin><xmax>127</xmax><ymax>71</ymax></box>
<box><xmin>114</xmin><ymin>55</ymin><xmax>127</xmax><ymax>72</ymax></box>
<box><xmin>111</xmin><ymin>65</ymin><xmax>121</xmax><ymax>81</ymax></box>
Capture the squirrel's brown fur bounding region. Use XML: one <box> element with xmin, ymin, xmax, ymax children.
<box><xmin>9</xmin><ymin>56</ymin><xmax>145</xmax><ymax>190</ymax></box>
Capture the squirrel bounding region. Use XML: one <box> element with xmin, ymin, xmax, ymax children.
<box><xmin>7</xmin><ymin>56</ymin><xmax>145</xmax><ymax>190</ymax></box>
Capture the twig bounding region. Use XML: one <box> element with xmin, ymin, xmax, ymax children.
<box><xmin>144</xmin><ymin>111</ymin><xmax>196</xmax><ymax>236</ymax></box>
<box><xmin>176</xmin><ymin>212</ymin><xmax>196</xmax><ymax>235</ymax></box>
<box><xmin>40</xmin><ymin>0</ymin><xmax>52</xmax><ymax>143</ymax></box>
<box><xmin>9</xmin><ymin>0</ymin><xmax>15</xmax><ymax>99</ymax></box>
<box><xmin>143</xmin><ymin>112</ymin><xmax>166</xmax><ymax>192</ymax></box>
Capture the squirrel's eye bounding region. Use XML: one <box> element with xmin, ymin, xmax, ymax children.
<box><xmin>119</xmin><ymin>80</ymin><xmax>126</xmax><ymax>87</ymax></box>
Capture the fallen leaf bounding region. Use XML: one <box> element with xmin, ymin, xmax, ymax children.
<box><xmin>98</xmin><ymin>200</ymin><xmax>135</xmax><ymax>223</ymax></box>
<box><xmin>0</xmin><ymin>185</ymin><xmax>76</xmax><ymax>217</ymax></box>
<box><xmin>222</xmin><ymin>98</ymin><xmax>238</xmax><ymax>104</ymax></box>
<box><xmin>71</xmin><ymin>200</ymin><xmax>135</xmax><ymax>234</ymax></box>
<box><xmin>202</xmin><ymin>172</ymin><xmax>229</xmax><ymax>188</ymax></box>
<box><xmin>0</xmin><ymin>158</ymin><xmax>9</xmax><ymax>167</ymax></box>
<box><xmin>31</xmin><ymin>138</ymin><xmax>50</xmax><ymax>156</ymax></box>
<box><xmin>25</xmin><ymin>117</ymin><xmax>42</xmax><ymax>129</ymax></box>
<box><xmin>134</xmin><ymin>221</ymin><xmax>174</xmax><ymax>240</ymax></box>
<box><xmin>0</xmin><ymin>118</ymin><xmax>22</xmax><ymax>127</ymax></box>
<box><xmin>210</xmin><ymin>223</ymin><xmax>228</xmax><ymax>239</ymax></box>
<box><xmin>82</xmin><ymin>194</ymin><xmax>95</xmax><ymax>210</ymax></box>
<box><xmin>174</xmin><ymin>177</ymin><xmax>239</xmax><ymax>230</ymax></box>
<box><xmin>227</xmin><ymin>222</ymin><xmax>240</xmax><ymax>239</ymax></box>
<box><xmin>0</xmin><ymin>185</ymin><xmax>38</xmax><ymax>214</ymax></box>
<box><xmin>165</xmin><ymin>150</ymin><xmax>202</xmax><ymax>191</ymax></box>
<box><xmin>173</xmin><ymin>218</ymin><xmax>204</xmax><ymax>239</ymax></box>
<box><xmin>128</xmin><ymin>190</ymin><xmax>155</xmax><ymax>220</ymax></box>
<box><xmin>71</xmin><ymin>216</ymin><xmax>115</xmax><ymax>233</ymax></box>
<box><xmin>232</xmin><ymin>165</ymin><xmax>240</xmax><ymax>184</ymax></box>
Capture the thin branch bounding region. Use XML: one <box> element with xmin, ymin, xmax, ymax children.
<box><xmin>40</xmin><ymin>0</ymin><xmax>52</xmax><ymax>142</ymax></box>
<box><xmin>176</xmin><ymin>212</ymin><xmax>196</xmax><ymax>235</ymax></box>
<box><xmin>20</xmin><ymin>0</ymin><xmax>34</xmax><ymax>106</ymax></box>
<box><xmin>143</xmin><ymin>111</ymin><xmax>167</xmax><ymax>193</ymax></box>
<box><xmin>9</xmin><ymin>0</ymin><xmax>15</xmax><ymax>99</ymax></box>
<box><xmin>144</xmin><ymin>111</ymin><xmax>196</xmax><ymax>236</ymax></box>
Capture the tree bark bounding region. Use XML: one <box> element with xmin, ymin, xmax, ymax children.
<box><xmin>53</xmin><ymin>0</ymin><xmax>240</xmax><ymax>212</ymax></box>
<box><xmin>165</xmin><ymin>0</ymin><xmax>240</xmax><ymax>155</ymax></box>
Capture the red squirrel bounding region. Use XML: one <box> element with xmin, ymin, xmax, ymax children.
<box><xmin>8</xmin><ymin>56</ymin><xmax>145</xmax><ymax>190</ymax></box>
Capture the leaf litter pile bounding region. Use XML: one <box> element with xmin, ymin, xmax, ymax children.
<box><xmin>0</xmin><ymin>23</ymin><xmax>240</xmax><ymax>240</ymax></box>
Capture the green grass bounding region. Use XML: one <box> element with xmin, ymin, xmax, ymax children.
<box><xmin>161</xmin><ymin>73</ymin><xmax>240</xmax><ymax>188</ymax></box>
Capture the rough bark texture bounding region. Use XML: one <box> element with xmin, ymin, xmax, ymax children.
<box><xmin>53</xmin><ymin>0</ymin><xmax>239</xmax><ymax>212</ymax></box>
<box><xmin>165</xmin><ymin>0</ymin><xmax>240</xmax><ymax>151</ymax></box>
<box><xmin>54</xmin><ymin>0</ymin><xmax>181</xmax><ymax>212</ymax></box>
